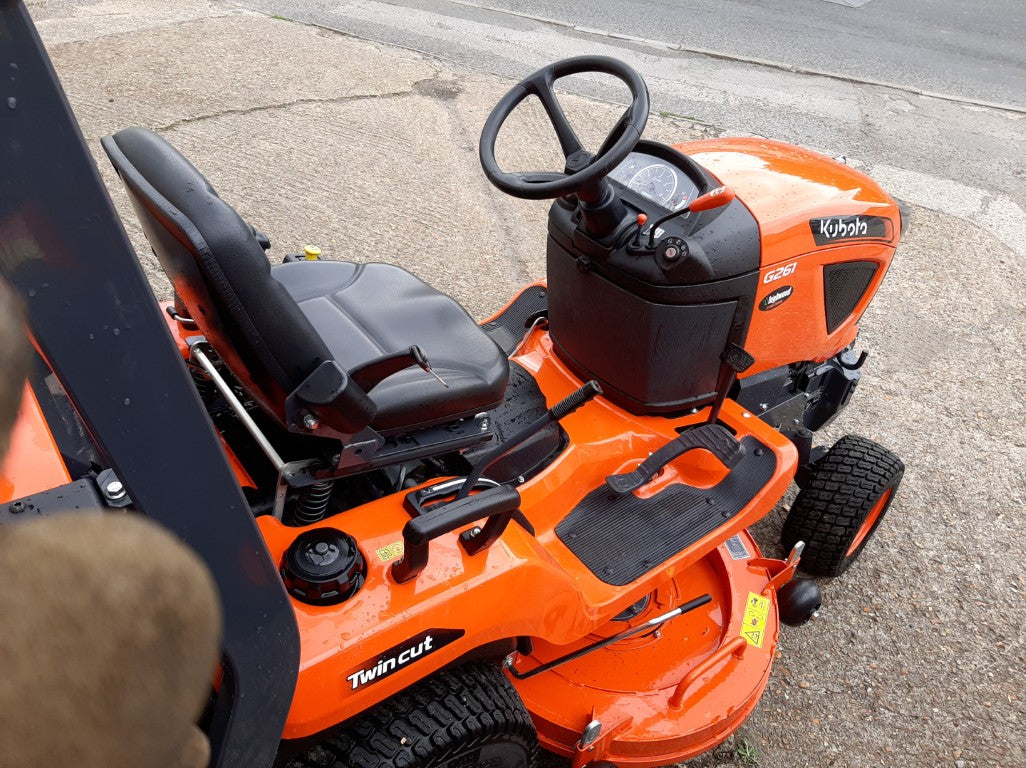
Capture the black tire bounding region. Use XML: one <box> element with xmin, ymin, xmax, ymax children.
<box><xmin>285</xmin><ymin>662</ymin><xmax>538</xmax><ymax>768</ymax></box>
<box><xmin>781</xmin><ymin>435</ymin><xmax>903</xmax><ymax>577</ymax></box>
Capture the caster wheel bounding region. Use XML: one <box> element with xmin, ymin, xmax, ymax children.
<box><xmin>777</xmin><ymin>578</ymin><xmax>822</xmax><ymax>626</ymax></box>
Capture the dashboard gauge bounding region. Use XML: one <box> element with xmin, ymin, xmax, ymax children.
<box><xmin>627</xmin><ymin>163</ymin><xmax>678</xmax><ymax>207</ymax></box>
<box><xmin>609</xmin><ymin>152</ymin><xmax>698</xmax><ymax>211</ymax></box>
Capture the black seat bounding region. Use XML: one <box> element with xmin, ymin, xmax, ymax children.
<box><xmin>272</xmin><ymin>260</ymin><xmax>508</xmax><ymax>432</ymax></box>
<box><xmin>101</xmin><ymin>127</ymin><xmax>508</xmax><ymax>438</ymax></box>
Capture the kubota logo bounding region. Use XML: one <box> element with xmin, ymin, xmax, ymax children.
<box><xmin>809</xmin><ymin>215</ymin><xmax>889</xmax><ymax>245</ymax></box>
<box><xmin>819</xmin><ymin>217</ymin><xmax>867</xmax><ymax>239</ymax></box>
<box><xmin>345</xmin><ymin>629</ymin><xmax>464</xmax><ymax>691</ymax></box>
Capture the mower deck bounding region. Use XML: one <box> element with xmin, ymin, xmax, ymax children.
<box><xmin>514</xmin><ymin>530</ymin><xmax>779</xmax><ymax>767</ymax></box>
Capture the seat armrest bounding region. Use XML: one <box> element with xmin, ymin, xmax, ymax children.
<box><xmin>285</xmin><ymin>360</ymin><xmax>376</xmax><ymax>438</ymax></box>
<box><xmin>349</xmin><ymin>348</ymin><xmax>422</xmax><ymax>393</ymax></box>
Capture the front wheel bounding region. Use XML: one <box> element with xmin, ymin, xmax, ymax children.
<box><xmin>285</xmin><ymin>661</ymin><xmax>538</xmax><ymax>768</ymax></box>
<box><xmin>781</xmin><ymin>435</ymin><xmax>904</xmax><ymax>576</ymax></box>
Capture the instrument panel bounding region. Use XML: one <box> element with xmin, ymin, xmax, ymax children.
<box><xmin>609</xmin><ymin>152</ymin><xmax>699</xmax><ymax>211</ymax></box>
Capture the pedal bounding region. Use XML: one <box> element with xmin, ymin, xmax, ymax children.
<box><xmin>606</xmin><ymin>424</ymin><xmax>745</xmax><ymax>495</ymax></box>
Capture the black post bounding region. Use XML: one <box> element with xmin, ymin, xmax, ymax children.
<box><xmin>0</xmin><ymin>4</ymin><xmax>300</xmax><ymax>767</ymax></box>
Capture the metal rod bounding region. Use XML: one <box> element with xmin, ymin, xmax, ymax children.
<box><xmin>190</xmin><ymin>343</ymin><xmax>286</xmax><ymax>472</ymax></box>
<box><xmin>506</xmin><ymin>593</ymin><xmax>712</xmax><ymax>680</ymax></box>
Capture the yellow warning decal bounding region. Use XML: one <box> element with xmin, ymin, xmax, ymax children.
<box><xmin>375</xmin><ymin>541</ymin><xmax>404</xmax><ymax>563</ymax></box>
<box><xmin>741</xmin><ymin>592</ymin><xmax>770</xmax><ymax>648</ymax></box>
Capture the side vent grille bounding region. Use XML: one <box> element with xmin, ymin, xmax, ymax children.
<box><xmin>824</xmin><ymin>261</ymin><xmax>878</xmax><ymax>333</ymax></box>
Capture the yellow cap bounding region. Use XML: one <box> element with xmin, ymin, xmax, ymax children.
<box><xmin>303</xmin><ymin>245</ymin><xmax>322</xmax><ymax>260</ymax></box>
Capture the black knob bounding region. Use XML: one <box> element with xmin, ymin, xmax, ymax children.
<box><xmin>281</xmin><ymin>528</ymin><xmax>365</xmax><ymax>605</ymax></box>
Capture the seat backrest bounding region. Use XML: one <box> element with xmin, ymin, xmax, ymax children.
<box><xmin>102</xmin><ymin>128</ymin><xmax>335</xmax><ymax>421</ymax></box>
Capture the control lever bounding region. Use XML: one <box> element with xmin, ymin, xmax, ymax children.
<box><xmin>350</xmin><ymin>345</ymin><xmax>448</xmax><ymax>392</ymax></box>
<box><xmin>454</xmin><ymin>380</ymin><xmax>602</xmax><ymax>501</ymax></box>
<box><xmin>706</xmin><ymin>342</ymin><xmax>755</xmax><ymax>425</ymax></box>
<box><xmin>647</xmin><ymin>185</ymin><xmax>736</xmax><ymax>248</ymax></box>
<box><xmin>411</xmin><ymin>345</ymin><xmax>449</xmax><ymax>388</ymax></box>
<box><xmin>631</xmin><ymin>213</ymin><xmax>648</xmax><ymax>247</ymax></box>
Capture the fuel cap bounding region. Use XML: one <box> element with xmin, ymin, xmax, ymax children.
<box><xmin>281</xmin><ymin>528</ymin><xmax>365</xmax><ymax>605</ymax></box>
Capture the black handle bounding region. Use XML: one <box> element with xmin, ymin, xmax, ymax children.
<box><xmin>550</xmin><ymin>380</ymin><xmax>602</xmax><ymax>420</ymax></box>
<box><xmin>454</xmin><ymin>380</ymin><xmax>602</xmax><ymax>502</ymax></box>
<box><xmin>391</xmin><ymin>485</ymin><xmax>521</xmax><ymax>583</ymax></box>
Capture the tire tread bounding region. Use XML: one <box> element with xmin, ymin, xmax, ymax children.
<box><xmin>285</xmin><ymin>662</ymin><xmax>537</xmax><ymax>768</ymax></box>
<box><xmin>781</xmin><ymin>434</ymin><xmax>903</xmax><ymax>576</ymax></box>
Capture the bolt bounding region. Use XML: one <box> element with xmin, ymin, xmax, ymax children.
<box><xmin>469</xmin><ymin>526</ymin><xmax>481</xmax><ymax>537</ymax></box>
<box><xmin>105</xmin><ymin>480</ymin><xmax>126</xmax><ymax>500</ymax></box>
<box><xmin>302</xmin><ymin>413</ymin><xmax>319</xmax><ymax>430</ymax></box>
<box><xmin>8</xmin><ymin>500</ymin><xmax>25</xmax><ymax>514</ymax></box>
<box><xmin>759</xmin><ymin>402</ymin><xmax>769</xmax><ymax>411</ymax></box>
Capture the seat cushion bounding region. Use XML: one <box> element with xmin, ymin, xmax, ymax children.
<box><xmin>272</xmin><ymin>261</ymin><xmax>509</xmax><ymax>433</ymax></box>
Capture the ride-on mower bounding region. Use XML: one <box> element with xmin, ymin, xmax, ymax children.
<box><xmin>2</xmin><ymin>6</ymin><xmax>905</xmax><ymax>765</ymax></box>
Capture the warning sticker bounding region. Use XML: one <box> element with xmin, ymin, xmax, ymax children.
<box><xmin>725</xmin><ymin>535</ymin><xmax>751</xmax><ymax>560</ymax></box>
<box><xmin>741</xmin><ymin>592</ymin><xmax>770</xmax><ymax>648</ymax></box>
<box><xmin>375</xmin><ymin>541</ymin><xmax>404</xmax><ymax>563</ymax></box>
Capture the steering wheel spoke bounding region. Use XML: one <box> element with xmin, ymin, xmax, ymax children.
<box><xmin>518</xmin><ymin>172</ymin><xmax>568</xmax><ymax>184</ymax></box>
<box><xmin>530</xmin><ymin>79</ymin><xmax>585</xmax><ymax>159</ymax></box>
<box><xmin>596</xmin><ymin>108</ymin><xmax>632</xmax><ymax>160</ymax></box>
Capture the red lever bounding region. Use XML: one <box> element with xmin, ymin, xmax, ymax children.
<box><xmin>632</xmin><ymin>213</ymin><xmax>649</xmax><ymax>246</ymax></box>
<box><xmin>688</xmin><ymin>185</ymin><xmax>735</xmax><ymax>212</ymax></box>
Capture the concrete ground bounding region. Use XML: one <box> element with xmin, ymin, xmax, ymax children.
<box><xmin>26</xmin><ymin>1</ymin><xmax>1026</xmax><ymax>766</ymax></box>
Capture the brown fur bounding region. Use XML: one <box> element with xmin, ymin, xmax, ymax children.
<box><xmin>0</xmin><ymin>513</ymin><xmax>222</xmax><ymax>768</ymax></box>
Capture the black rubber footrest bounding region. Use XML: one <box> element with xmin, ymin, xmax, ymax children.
<box><xmin>481</xmin><ymin>286</ymin><xmax>548</xmax><ymax>355</ymax></box>
<box><xmin>556</xmin><ymin>436</ymin><xmax>776</xmax><ymax>586</ymax></box>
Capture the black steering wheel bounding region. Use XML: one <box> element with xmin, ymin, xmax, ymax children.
<box><xmin>479</xmin><ymin>56</ymin><xmax>650</xmax><ymax>201</ymax></box>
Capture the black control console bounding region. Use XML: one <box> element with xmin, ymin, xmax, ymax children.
<box><xmin>545</xmin><ymin>141</ymin><xmax>762</xmax><ymax>413</ymax></box>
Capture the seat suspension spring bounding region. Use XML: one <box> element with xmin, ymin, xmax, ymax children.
<box><xmin>295</xmin><ymin>479</ymin><xmax>334</xmax><ymax>525</ymax></box>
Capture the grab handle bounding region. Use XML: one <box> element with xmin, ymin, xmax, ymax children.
<box><xmin>667</xmin><ymin>636</ymin><xmax>747</xmax><ymax>709</ymax></box>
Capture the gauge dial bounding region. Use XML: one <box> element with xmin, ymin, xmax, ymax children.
<box><xmin>627</xmin><ymin>163</ymin><xmax>678</xmax><ymax>207</ymax></box>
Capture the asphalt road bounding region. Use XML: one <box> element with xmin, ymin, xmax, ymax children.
<box><xmin>438</xmin><ymin>0</ymin><xmax>1026</xmax><ymax>109</ymax></box>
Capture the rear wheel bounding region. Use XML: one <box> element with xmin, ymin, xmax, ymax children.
<box><xmin>285</xmin><ymin>662</ymin><xmax>538</xmax><ymax>768</ymax></box>
<box><xmin>781</xmin><ymin>435</ymin><xmax>903</xmax><ymax>576</ymax></box>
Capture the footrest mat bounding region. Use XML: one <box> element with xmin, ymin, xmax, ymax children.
<box><xmin>555</xmin><ymin>436</ymin><xmax>776</xmax><ymax>586</ymax></box>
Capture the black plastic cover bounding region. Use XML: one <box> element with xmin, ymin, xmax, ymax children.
<box><xmin>547</xmin><ymin>242</ymin><xmax>758</xmax><ymax>411</ymax></box>
<box><xmin>545</xmin><ymin>141</ymin><xmax>761</xmax><ymax>413</ymax></box>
